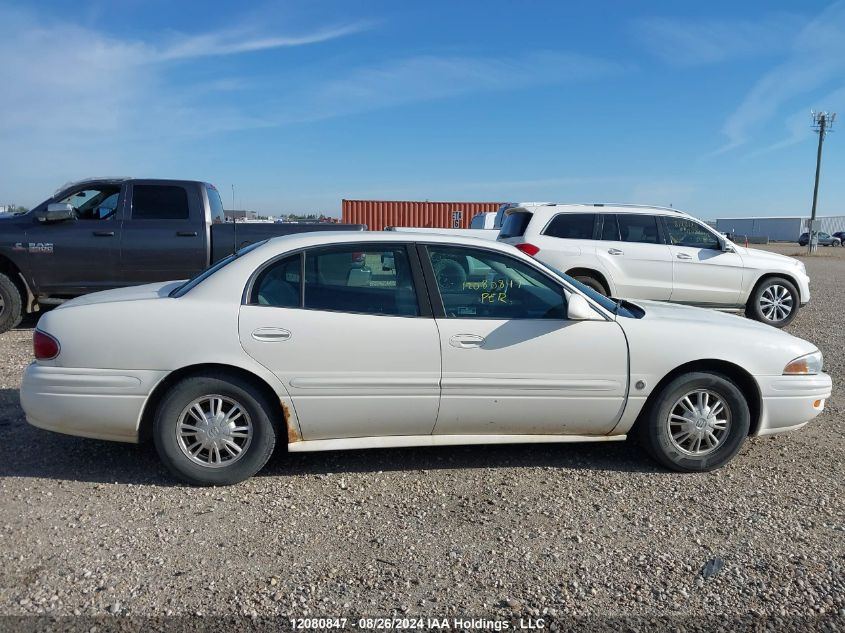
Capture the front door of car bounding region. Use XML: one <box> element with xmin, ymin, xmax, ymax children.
<box><xmin>26</xmin><ymin>184</ymin><xmax>124</xmax><ymax>295</ymax></box>
<box><xmin>594</xmin><ymin>214</ymin><xmax>673</xmax><ymax>300</ymax></box>
<box><xmin>662</xmin><ymin>216</ymin><xmax>744</xmax><ymax>306</ymax></box>
<box><xmin>423</xmin><ymin>244</ymin><xmax>628</xmax><ymax>437</ymax></box>
<box><xmin>238</xmin><ymin>243</ymin><xmax>441</xmax><ymax>441</ymax></box>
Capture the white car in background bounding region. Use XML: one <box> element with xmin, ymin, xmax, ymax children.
<box><xmin>497</xmin><ymin>203</ymin><xmax>811</xmax><ymax>327</ymax></box>
<box><xmin>21</xmin><ymin>232</ymin><xmax>829</xmax><ymax>485</ymax></box>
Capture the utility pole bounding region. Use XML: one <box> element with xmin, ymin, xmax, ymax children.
<box><xmin>809</xmin><ymin>111</ymin><xmax>836</xmax><ymax>253</ymax></box>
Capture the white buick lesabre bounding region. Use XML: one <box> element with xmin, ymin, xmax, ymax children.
<box><xmin>21</xmin><ymin>233</ymin><xmax>831</xmax><ymax>485</ymax></box>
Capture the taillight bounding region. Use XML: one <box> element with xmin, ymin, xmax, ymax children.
<box><xmin>33</xmin><ymin>330</ymin><xmax>60</xmax><ymax>360</ymax></box>
<box><xmin>515</xmin><ymin>243</ymin><xmax>540</xmax><ymax>256</ymax></box>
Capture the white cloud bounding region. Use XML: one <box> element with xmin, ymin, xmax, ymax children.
<box><xmin>279</xmin><ymin>51</ymin><xmax>625</xmax><ymax>123</ymax></box>
<box><xmin>713</xmin><ymin>2</ymin><xmax>845</xmax><ymax>154</ymax></box>
<box><xmin>633</xmin><ymin>13</ymin><xmax>801</xmax><ymax>66</ymax></box>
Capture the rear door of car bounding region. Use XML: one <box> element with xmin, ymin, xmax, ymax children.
<box><xmin>594</xmin><ymin>213</ymin><xmax>673</xmax><ymax>300</ymax></box>
<box><xmin>119</xmin><ymin>180</ymin><xmax>208</xmax><ymax>284</ymax></box>
<box><xmin>662</xmin><ymin>215</ymin><xmax>743</xmax><ymax>306</ymax></box>
<box><xmin>238</xmin><ymin>242</ymin><xmax>442</xmax><ymax>440</ymax></box>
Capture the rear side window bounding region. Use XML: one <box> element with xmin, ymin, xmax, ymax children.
<box><xmin>132</xmin><ymin>185</ymin><xmax>190</xmax><ymax>220</ymax></box>
<box><xmin>617</xmin><ymin>214</ymin><xmax>661</xmax><ymax>244</ymax></box>
<box><xmin>206</xmin><ymin>185</ymin><xmax>225</xmax><ymax>224</ymax></box>
<box><xmin>499</xmin><ymin>212</ymin><xmax>533</xmax><ymax>239</ymax></box>
<box><xmin>543</xmin><ymin>213</ymin><xmax>596</xmax><ymax>239</ymax></box>
<box><xmin>250</xmin><ymin>254</ymin><xmax>302</xmax><ymax>307</ymax></box>
<box><xmin>303</xmin><ymin>246</ymin><xmax>419</xmax><ymax>317</ymax></box>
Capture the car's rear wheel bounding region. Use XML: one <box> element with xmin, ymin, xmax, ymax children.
<box><xmin>746</xmin><ymin>277</ymin><xmax>799</xmax><ymax>328</ymax></box>
<box><xmin>153</xmin><ymin>373</ymin><xmax>278</xmax><ymax>486</ymax></box>
<box><xmin>0</xmin><ymin>273</ymin><xmax>23</xmax><ymax>334</ymax></box>
<box><xmin>638</xmin><ymin>372</ymin><xmax>750</xmax><ymax>472</ymax></box>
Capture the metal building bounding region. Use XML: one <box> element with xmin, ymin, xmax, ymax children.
<box><xmin>342</xmin><ymin>200</ymin><xmax>503</xmax><ymax>231</ymax></box>
<box><xmin>715</xmin><ymin>216</ymin><xmax>845</xmax><ymax>242</ymax></box>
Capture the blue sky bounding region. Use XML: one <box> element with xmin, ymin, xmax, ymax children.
<box><xmin>1</xmin><ymin>0</ymin><xmax>844</xmax><ymax>219</ymax></box>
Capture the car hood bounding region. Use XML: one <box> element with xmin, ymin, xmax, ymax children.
<box><xmin>733</xmin><ymin>245</ymin><xmax>803</xmax><ymax>269</ymax></box>
<box><xmin>56</xmin><ymin>281</ymin><xmax>185</xmax><ymax>309</ymax></box>
<box><xmin>631</xmin><ymin>299</ymin><xmax>804</xmax><ymax>337</ymax></box>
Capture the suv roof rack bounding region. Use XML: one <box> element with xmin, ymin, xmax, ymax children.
<box><xmin>586</xmin><ymin>203</ymin><xmax>687</xmax><ymax>214</ymax></box>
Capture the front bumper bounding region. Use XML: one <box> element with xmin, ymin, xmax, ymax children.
<box><xmin>754</xmin><ymin>373</ymin><xmax>832</xmax><ymax>436</ymax></box>
<box><xmin>20</xmin><ymin>364</ymin><xmax>168</xmax><ymax>443</ymax></box>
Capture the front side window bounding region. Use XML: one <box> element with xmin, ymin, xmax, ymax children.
<box><xmin>132</xmin><ymin>185</ymin><xmax>190</xmax><ymax>220</ymax></box>
<box><xmin>428</xmin><ymin>246</ymin><xmax>566</xmax><ymax>319</ymax></box>
<box><xmin>543</xmin><ymin>213</ymin><xmax>596</xmax><ymax>239</ymax></box>
<box><xmin>60</xmin><ymin>187</ymin><xmax>121</xmax><ymax>220</ymax></box>
<box><xmin>664</xmin><ymin>217</ymin><xmax>721</xmax><ymax>250</ymax></box>
<box><xmin>617</xmin><ymin>214</ymin><xmax>660</xmax><ymax>244</ymax></box>
<box><xmin>304</xmin><ymin>246</ymin><xmax>419</xmax><ymax>316</ymax></box>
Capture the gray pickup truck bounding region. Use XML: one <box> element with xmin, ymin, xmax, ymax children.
<box><xmin>0</xmin><ymin>178</ymin><xmax>364</xmax><ymax>332</ymax></box>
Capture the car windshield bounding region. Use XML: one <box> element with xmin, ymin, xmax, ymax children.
<box><xmin>169</xmin><ymin>241</ymin><xmax>267</xmax><ymax>298</ymax></box>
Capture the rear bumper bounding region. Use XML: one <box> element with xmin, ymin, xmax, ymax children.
<box><xmin>754</xmin><ymin>373</ymin><xmax>832</xmax><ymax>436</ymax></box>
<box><xmin>20</xmin><ymin>364</ymin><xmax>167</xmax><ymax>443</ymax></box>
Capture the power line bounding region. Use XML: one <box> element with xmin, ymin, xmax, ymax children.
<box><xmin>808</xmin><ymin>110</ymin><xmax>836</xmax><ymax>254</ymax></box>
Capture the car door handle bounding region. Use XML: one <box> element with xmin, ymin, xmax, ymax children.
<box><xmin>676</xmin><ymin>253</ymin><xmax>693</xmax><ymax>260</ymax></box>
<box><xmin>251</xmin><ymin>328</ymin><xmax>291</xmax><ymax>342</ymax></box>
<box><xmin>177</xmin><ymin>231</ymin><xmax>198</xmax><ymax>237</ymax></box>
<box><xmin>608</xmin><ymin>248</ymin><xmax>623</xmax><ymax>255</ymax></box>
<box><xmin>449</xmin><ymin>334</ymin><xmax>485</xmax><ymax>349</ymax></box>
<box><xmin>93</xmin><ymin>231</ymin><xmax>115</xmax><ymax>237</ymax></box>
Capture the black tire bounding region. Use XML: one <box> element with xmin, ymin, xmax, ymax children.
<box><xmin>153</xmin><ymin>373</ymin><xmax>278</xmax><ymax>486</ymax></box>
<box><xmin>745</xmin><ymin>277</ymin><xmax>799</xmax><ymax>328</ymax></box>
<box><xmin>0</xmin><ymin>272</ymin><xmax>23</xmax><ymax>334</ymax></box>
<box><xmin>573</xmin><ymin>274</ymin><xmax>608</xmax><ymax>295</ymax></box>
<box><xmin>638</xmin><ymin>372</ymin><xmax>750</xmax><ymax>472</ymax></box>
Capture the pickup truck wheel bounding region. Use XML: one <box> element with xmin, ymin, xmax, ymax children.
<box><xmin>0</xmin><ymin>273</ymin><xmax>23</xmax><ymax>334</ymax></box>
<box><xmin>746</xmin><ymin>277</ymin><xmax>799</xmax><ymax>328</ymax></box>
<box><xmin>573</xmin><ymin>274</ymin><xmax>608</xmax><ymax>296</ymax></box>
<box><xmin>153</xmin><ymin>373</ymin><xmax>278</xmax><ymax>486</ymax></box>
<box><xmin>638</xmin><ymin>372</ymin><xmax>750</xmax><ymax>472</ymax></box>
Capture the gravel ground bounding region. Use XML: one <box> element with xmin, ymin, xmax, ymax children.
<box><xmin>0</xmin><ymin>245</ymin><xmax>843</xmax><ymax>631</ymax></box>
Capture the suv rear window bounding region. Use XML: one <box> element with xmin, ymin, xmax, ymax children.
<box><xmin>543</xmin><ymin>213</ymin><xmax>596</xmax><ymax>239</ymax></box>
<box><xmin>499</xmin><ymin>212</ymin><xmax>533</xmax><ymax>239</ymax></box>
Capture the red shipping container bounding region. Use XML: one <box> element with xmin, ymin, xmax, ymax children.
<box><xmin>342</xmin><ymin>199</ymin><xmax>504</xmax><ymax>232</ymax></box>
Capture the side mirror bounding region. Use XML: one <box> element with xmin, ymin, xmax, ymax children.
<box><xmin>567</xmin><ymin>294</ymin><xmax>599</xmax><ymax>320</ymax></box>
<box><xmin>35</xmin><ymin>203</ymin><xmax>76</xmax><ymax>223</ymax></box>
<box><xmin>721</xmin><ymin>240</ymin><xmax>735</xmax><ymax>253</ymax></box>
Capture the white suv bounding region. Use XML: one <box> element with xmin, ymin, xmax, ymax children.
<box><xmin>497</xmin><ymin>203</ymin><xmax>810</xmax><ymax>327</ymax></box>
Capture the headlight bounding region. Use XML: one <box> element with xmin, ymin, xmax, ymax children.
<box><xmin>783</xmin><ymin>350</ymin><xmax>823</xmax><ymax>375</ymax></box>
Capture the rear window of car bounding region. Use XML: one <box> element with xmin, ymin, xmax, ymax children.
<box><xmin>617</xmin><ymin>214</ymin><xmax>661</xmax><ymax>244</ymax></box>
<box><xmin>132</xmin><ymin>185</ymin><xmax>190</xmax><ymax>220</ymax></box>
<box><xmin>543</xmin><ymin>213</ymin><xmax>596</xmax><ymax>239</ymax></box>
<box><xmin>499</xmin><ymin>212</ymin><xmax>533</xmax><ymax>239</ymax></box>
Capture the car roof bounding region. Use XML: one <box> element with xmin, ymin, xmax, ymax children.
<box><xmin>510</xmin><ymin>202</ymin><xmax>696</xmax><ymax>219</ymax></box>
<box><xmin>261</xmin><ymin>230</ymin><xmax>513</xmax><ymax>252</ymax></box>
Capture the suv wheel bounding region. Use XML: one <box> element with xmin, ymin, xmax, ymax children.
<box><xmin>638</xmin><ymin>372</ymin><xmax>750</xmax><ymax>472</ymax></box>
<box><xmin>572</xmin><ymin>274</ymin><xmax>608</xmax><ymax>296</ymax></box>
<box><xmin>153</xmin><ymin>373</ymin><xmax>278</xmax><ymax>486</ymax></box>
<box><xmin>0</xmin><ymin>273</ymin><xmax>24</xmax><ymax>334</ymax></box>
<box><xmin>746</xmin><ymin>277</ymin><xmax>799</xmax><ymax>328</ymax></box>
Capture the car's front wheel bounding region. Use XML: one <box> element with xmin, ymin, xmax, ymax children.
<box><xmin>153</xmin><ymin>373</ymin><xmax>278</xmax><ymax>486</ymax></box>
<box><xmin>638</xmin><ymin>372</ymin><xmax>750</xmax><ymax>472</ymax></box>
<box><xmin>746</xmin><ymin>277</ymin><xmax>799</xmax><ymax>327</ymax></box>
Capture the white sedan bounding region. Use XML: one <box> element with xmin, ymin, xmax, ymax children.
<box><xmin>21</xmin><ymin>233</ymin><xmax>831</xmax><ymax>485</ymax></box>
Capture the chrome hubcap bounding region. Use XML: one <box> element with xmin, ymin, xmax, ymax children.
<box><xmin>176</xmin><ymin>395</ymin><xmax>252</xmax><ymax>468</ymax></box>
<box><xmin>759</xmin><ymin>284</ymin><xmax>793</xmax><ymax>322</ymax></box>
<box><xmin>667</xmin><ymin>389</ymin><xmax>731</xmax><ymax>456</ymax></box>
